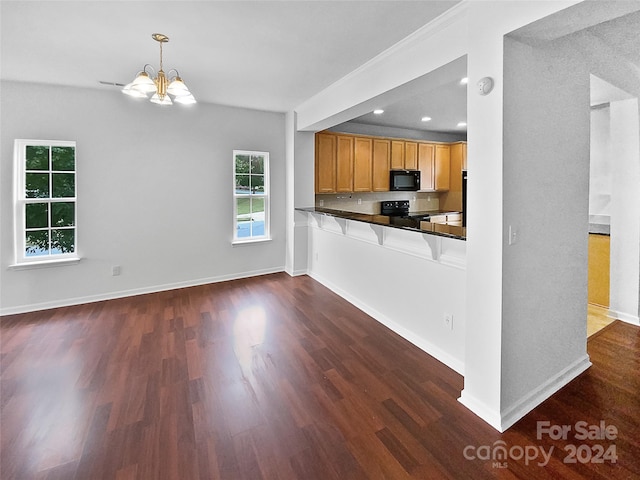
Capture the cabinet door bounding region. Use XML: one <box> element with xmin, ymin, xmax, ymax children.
<box><xmin>404</xmin><ymin>142</ymin><xmax>418</xmax><ymax>170</ymax></box>
<box><xmin>336</xmin><ymin>136</ymin><xmax>354</xmax><ymax>192</ymax></box>
<box><xmin>353</xmin><ymin>137</ymin><xmax>372</xmax><ymax>192</ymax></box>
<box><xmin>462</xmin><ymin>142</ymin><xmax>468</xmax><ymax>170</ymax></box>
<box><xmin>434</xmin><ymin>144</ymin><xmax>451</xmax><ymax>191</ymax></box>
<box><xmin>440</xmin><ymin>142</ymin><xmax>464</xmax><ymax>211</ymax></box>
<box><xmin>449</xmin><ymin>143</ymin><xmax>464</xmax><ymax>193</ymax></box>
<box><xmin>390</xmin><ymin>140</ymin><xmax>405</xmax><ymax>170</ymax></box>
<box><xmin>372</xmin><ymin>139</ymin><xmax>390</xmax><ymax>191</ymax></box>
<box><xmin>417</xmin><ymin>143</ymin><xmax>434</xmax><ymax>191</ymax></box>
<box><xmin>315</xmin><ymin>133</ymin><xmax>336</xmax><ymax>193</ymax></box>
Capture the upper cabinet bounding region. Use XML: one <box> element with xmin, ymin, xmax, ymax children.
<box><xmin>434</xmin><ymin>145</ymin><xmax>451</xmax><ymax>192</ymax></box>
<box><xmin>372</xmin><ymin>139</ymin><xmax>390</xmax><ymax>192</ymax></box>
<box><xmin>315</xmin><ymin>133</ymin><xmax>337</xmax><ymax>193</ymax></box>
<box><xmin>417</xmin><ymin>143</ymin><xmax>435</xmax><ymax>190</ymax></box>
<box><xmin>440</xmin><ymin>141</ymin><xmax>467</xmax><ymax>211</ymax></box>
<box><xmin>404</xmin><ymin>142</ymin><xmax>418</xmax><ymax>170</ymax></box>
<box><xmin>336</xmin><ymin>136</ymin><xmax>354</xmax><ymax>192</ymax></box>
<box><xmin>314</xmin><ymin>131</ymin><xmax>458</xmax><ymax>194</ymax></box>
<box><xmin>417</xmin><ymin>143</ymin><xmax>449</xmax><ymax>192</ymax></box>
<box><xmin>353</xmin><ymin>137</ymin><xmax>372</xmax><ymax>192</ymax></box>
<box><xmin>390</xmin><ymin>141</ymin><xmax>405</xmax><ymax>170</ymax></box>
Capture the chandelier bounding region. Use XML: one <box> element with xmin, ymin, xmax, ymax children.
<box><xmin>122</xmin><ymin>33</ymin><xmax>196</xmax><ymax>105</ymax></box>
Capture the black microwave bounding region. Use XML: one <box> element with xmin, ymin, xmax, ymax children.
<box><xmin>390</xmin><ymin>170</ymin><xmax>420</xmax><ymax>191</ymax></box>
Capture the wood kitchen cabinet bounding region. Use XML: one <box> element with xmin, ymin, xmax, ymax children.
<box><xmin>440</xmin><ymin>141</ymin><xmax>466</xmax><ymax>211</ymax></box>
<box><xmin>315</xmin><ymin>133</ymin><xmax>336</xmax><ymax>193</ymax></box>
<box><xmin>336</xmin><ymin>135</ymin><xmax>354</xmax><ymax>192</ymax></box>
<box><xmin>434</xmin><ymin>144</ymin><xmax>450</xmax><ymax>191</ymax></box>
<box><xmin>417</xmin><ymin>142</ymin><xmax>449</xmax><ymax>192</ymax></box>
<box><xmin>461</xmin><ymin>142</ymin><xmax>468</xmax><ymax>170</ymax></box>
<box><xmin>417</xmin><ymin>143</ymin><xmax>435</xmax><ymax>190</ymax></box>
<box><xmin>390</xmin><ymin>140</ymin><xmax>405</xmax><ymax>170</ymax></box>
<box><xmin>353</xmin><ymin>137</ymin><xmax>372</xmax><ymax>192</ymax></box>
<box><xmin>315</xmin><ymin>131</ymin><xmax>458</xmax><ymax>194</ymax></box>
<box><xmin>372</xmin><ymin>139</ymin><xmax>390</xmax><ymax>191</ymax></box>
<box><xmin>404</xmin><ymin>142</ymin><xmax>418</xmax><ymax>170</ymax></box>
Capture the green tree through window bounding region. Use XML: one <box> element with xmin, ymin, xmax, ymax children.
<box><xmin>15</xmin><ymin>140</ymin><xmax>77</xmax><ymax>262</ymax></box>
<box><xmin>233</xmin><ymin>150</ymin><xmax>269</xmax><ymax>242</ymax></box>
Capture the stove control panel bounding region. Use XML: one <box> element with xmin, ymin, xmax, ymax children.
<box><xmin>380</xmin><ymin>200</ymin><xmax>410</xmax><ymax>216</ymax></box>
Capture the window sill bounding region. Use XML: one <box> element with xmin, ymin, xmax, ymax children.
<box><xmin>232</xmin><ymin>237</ymin><xmax>272</xmax><ymax>246</ymax></box>
<box><xmin>8</xmin><ymin>257</ymin><xmax>81</xmax><ymax>270</ymax></box>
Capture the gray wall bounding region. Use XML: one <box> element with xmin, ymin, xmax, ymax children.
<box><xmin>501</xmin><ymin>36</ymin><xmax>591</xmax><ymax>408</ymax></box>
<box><xmin>0</xmin><ymin>81</ymin><xmax>286</xmax><ymax>314</ymax></box>
<box><xmin>328</xmin><ymin>121</ymin><xmax>466</xmax><ymax>142</ymax></box>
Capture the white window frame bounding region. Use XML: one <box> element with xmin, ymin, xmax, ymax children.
<box><xmin>12</xmin><ymin>139</ymin><xmax>80</xmax><ymax>268</ymax></box>
<box><xmin>232</xmin><ymin>150</ymin><xmax>270</xmax><ymax>244</ymax></box>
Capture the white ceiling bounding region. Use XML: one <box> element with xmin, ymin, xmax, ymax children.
<box><xmin>3</xmin><ymin>1</ymin><xmax>639</xmax><ymax>136</ymax></box>
<box><xmin>0</xmin><ymin>0</ymin><xmax>459</xmax><ymax>113</ymax></box>
<box><xmin>348</xmin><ymin>57</ymin><xmax>468</xmax><ymax>134</ymax></box>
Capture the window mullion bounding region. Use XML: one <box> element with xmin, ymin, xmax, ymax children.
<box><xmin>48</xmin><ymin>147</ymin><xmax>53</xmax><ymax>255</ymax></box>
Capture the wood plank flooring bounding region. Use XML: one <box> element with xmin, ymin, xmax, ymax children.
<box><xmin>587</xmin><ymin>303</ymin><xmax>615</xmax><ymax>337</ymax></box>
<box><xmin>1</xmin><ymin>273</ymin><xmax>638</xmax><ymax>479</ymax></box>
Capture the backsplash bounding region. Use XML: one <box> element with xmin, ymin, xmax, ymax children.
<box><xmin>316</xmin><ymin>191</ymin><xmax>440</xmax><ymax>214</ymax></box>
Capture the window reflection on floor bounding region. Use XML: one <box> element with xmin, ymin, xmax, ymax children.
<box><xmin>233</xmin><ymin>306</ymin><xmax>267</xmax><ymax>369</ymax></box>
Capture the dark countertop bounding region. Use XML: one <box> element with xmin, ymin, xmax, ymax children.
<box><xmin>296</xmin><ymin>207</ymin><xmax>466</xmax><ymax>241</ymax></box>
<box><xmin>589</xmin><ymin>223</ymin><xmax>610</xmax><ymax>235</ymax></box>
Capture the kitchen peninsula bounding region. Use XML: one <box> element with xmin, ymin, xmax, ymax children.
<box><xmin>297</xmin><ymin>207</ymin><xmax>466</xmax><ymax>240</ymax></box>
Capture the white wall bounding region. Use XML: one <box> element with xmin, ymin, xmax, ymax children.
<box><xmin>609</xmin><ymin>98</ymin><xmax>640</xmax><ymax>324</ymax></box>
<box><xmin>588</xmin><ymin>98</ymin><xmax>640</xmax><ymax>325</ymax></box>
<box><xmin>0</xmin><ymin>81</ymin><xmax>286</xmax><ymax>315</ymax></box>
<box><xmin>589</xmin><ymin>106</ymin><xmax>612</xmax><ymax>221</ymax></box>
<box><xmin>307</xmin><ymin>215</ymin><xmax>467</xmax><ymax>373</ymax></box>
<box><xmin>285</xmin><ymin>111</ymin><xmax>314</xmax><ymax>276</ymax></box>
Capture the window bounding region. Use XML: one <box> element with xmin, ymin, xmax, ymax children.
<box><xmin>13</xmin><ymin>139</ymin><xmax>78</xmax><ymax>265</ymax></box>
<box><xmin>233</xmin><ymin>150</ymin><xmax>269</xmax><ymax>242</ymax></box>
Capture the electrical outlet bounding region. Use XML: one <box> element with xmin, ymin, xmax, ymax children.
<box><xmin>319</xmin><ymin>199</ymin><xmax>324</xmax><ymax>207</ymax></box>
<box><xmin>357</xmin><ymin>198</ymin><xmax>362</xmax><ymax>205</ymax></box>
<box><xmin>444</xmin><ymin>313</ymin><xmax>453</xmax><ymax>330</ymax></box>
<box><xmin>112</xmin><ymin>265</ymin><xmax>121</xmax><ymax>276</ymax></box>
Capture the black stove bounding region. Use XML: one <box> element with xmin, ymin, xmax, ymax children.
<box><xmin>380</xmin><ymin>200</ymin><xmax>410</xmax><ymax>216</ymax></box>
<box><xmin>380</xmin><ymin>200</ymin><xmax>431</xmax><ymax>227</ymax></box>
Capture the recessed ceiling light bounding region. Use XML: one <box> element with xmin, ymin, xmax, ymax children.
<box><xmin>373</xmin><ymin>109</ymin><xmax>384</xmax><ymax>114</ymax></box>
<box><xmin>421</xmin><ymin>116</ymin><xmax>432</xmax><ymax>122</ymax></box>
<box><xmin>460</xmin><ymin>77</ymin><xmax>468</xmax><ymax>85</ymax></box>
<box><xmin>457</xmin><ymin>121</ymin><xmax>467</xmax><ymax>127</ymax></box>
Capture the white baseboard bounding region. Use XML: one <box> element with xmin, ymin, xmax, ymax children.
<box><xmin>608</xmin><ymin>309</ymin><xmax>640</xmax><ymax>326</ymax></box>
<box><xmin>459</xmin><ymin>354</ymin><xmax>592</xmax><ymax>433</ymax></box>
<box><xmin>284</xmin><ymin>267</ymin><xmax>309</xmax><ymax>277</ymax></box>
<box><xmin>308</xmin><ymin>271</ymin><xmax>464</xmax><ymax>375</ymax></box>
<box><xmin>498</xmin><ymin>354</ymin><xmax>592</xmax><ymax>431</ymax></box>
<box><xmin>457</xmin><ymin>391</ymin><xmax>503</xmax><ymax>432</ymax></box>
<box><xmin>0</xmin><ymin>266</ymin><xmax>285</xmax><ymax>317</ymax></box>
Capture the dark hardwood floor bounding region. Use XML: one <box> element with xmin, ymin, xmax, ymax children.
<box><xmin>1</xmin><ymin>273</ymin><xmax>638</xmax><ymax>479</ymax></box>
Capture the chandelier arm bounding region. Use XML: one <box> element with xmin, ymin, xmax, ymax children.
<box><xmin>142</xmin><ymin>64</ymin><xmax>156</xmax><ymax>77</ymax></box>
<box><xmin>167</xmin><ymin>69</ymin><xmax>180</xmax><ymax>81</ymax></box>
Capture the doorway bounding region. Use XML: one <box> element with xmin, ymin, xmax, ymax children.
<box><xmin>588</xmin><ymin>74</ymin><xmax>640</xmax><ymax>335</ymax></box>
